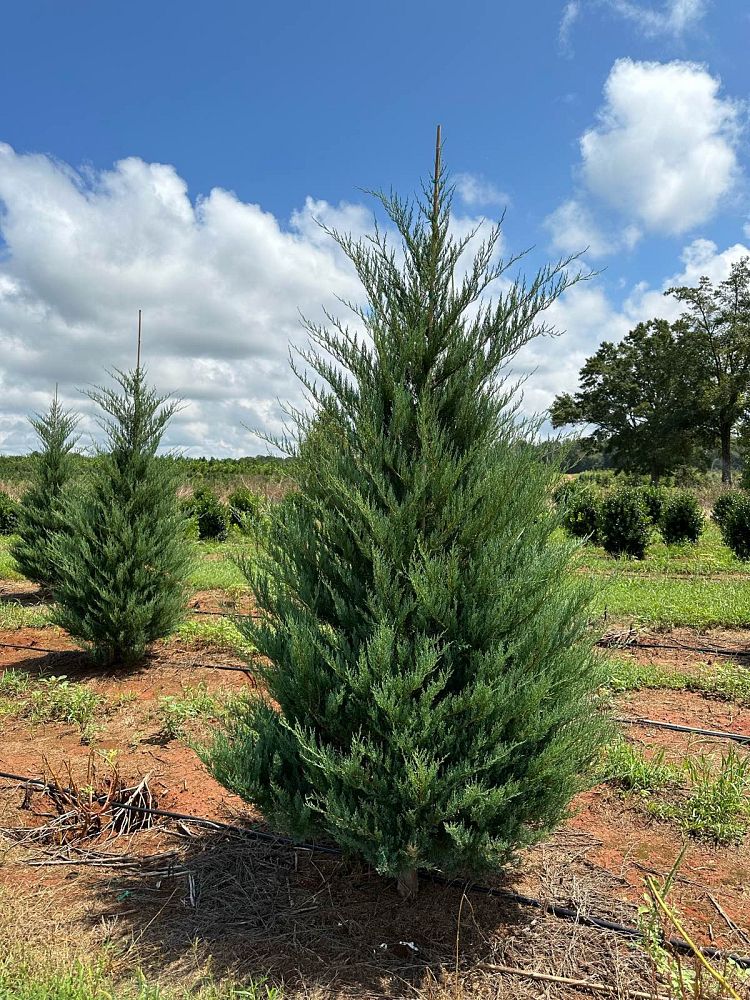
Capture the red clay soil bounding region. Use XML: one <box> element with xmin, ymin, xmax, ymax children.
<box><xmin>1</xmin><ymin>625</ymin><xmax>750</xmax><ymax>968</ymax></box>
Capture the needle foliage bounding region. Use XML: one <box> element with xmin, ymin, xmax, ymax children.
<box><xmin>11</xmin><ymin>394</ymin><xmax>79</xmax><ymax>589</ymax></box>
<box><xmin>51</xmin><ymin>367</ymin><xmax>193</xmax><ymax>666</ymax></box>
<box><xmin>208</xmin><ymin>143</ymin><xmax>608</xmax><ymax>890</ymax></box>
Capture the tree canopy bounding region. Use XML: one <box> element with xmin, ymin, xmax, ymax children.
<box><xmin>551</xmin><ymin>258</ymin><xmax>750</xmax><ymax>484</ymax></box>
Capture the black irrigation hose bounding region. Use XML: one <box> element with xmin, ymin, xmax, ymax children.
<box><xmin>7</xmin><ymin>640</ymin><xmax>750</xmax><ymax>741</ymax></box>
<box><xmin>1</xmin><ymin>768</ymin><xmax>750</xmax><ymax>969</ymax></box>
<box><xmin>617</xmin><ymin>716</ymin><xmax>750</xmax><ymax>745</ymax></box>
<box><xmin>601</xmin><ymin>639</ymin><xmax>749</xmax><ymax>660</ymax></box>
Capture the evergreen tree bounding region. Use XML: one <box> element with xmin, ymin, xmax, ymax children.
<box><xmin>208</xmin><ymin>136</ymin><xmax>608</xmax><ymax>895</ymax></box>
<box><xmin>52</xmin><ymin>368</ymin><xmax>193</xmax><ymax>666</ymax></box>
<box><xmin>11</xmin><ymin>393</ymin><xmax>79</xmax><ymax>590</ymax></box>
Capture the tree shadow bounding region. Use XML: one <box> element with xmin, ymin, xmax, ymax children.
<box><xmin>79</xmin><ymin>825</ymin><xmax>646</xmax><ymax>997</ymax></box>
<box><xmin>0</xmin><ymin>588</ymin><xmax>48</xmax><ymax>608</ymax></box>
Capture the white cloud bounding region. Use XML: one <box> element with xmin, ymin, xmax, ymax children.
<box><xmin>623</xmin><ymin>237</ymin><xmax>750</xmax><ymax>321</ymax></box>
<box><xmin>513</xmin><ymin>281</ymin><xmax>632</xmax><ymax>415</ymax></box>
<box><xmin>581</xmin><ymin>58</ymin><xmax>741</xmax><ymax>235</ymax></box>
<box><xmin>558</xmin><ymin>1</ymin><xmax>581</xmax><ymax>55</ymax></box>
<box><xmin>0</xmin><ymin>146</ymin><xmax>507</xmax><ymax>456</ymax></box>
<box><xmin>0</xmin><ymin>144</ymin><xmax>367</xmax><ymax>456</ymax></box>
<box><xmin>544</xmin><ymin>198</ymin><xmax>641</xmax><ymax>257</ymax></box>
<box><xmin>605</xmin><ymin>0</ymin><xmax>710</xmax><ymax>37</ymax></box>
<box><xmin>453</xmin><ymin>173</ymin><xmax>508</xmax><ymax>209</ymax></box>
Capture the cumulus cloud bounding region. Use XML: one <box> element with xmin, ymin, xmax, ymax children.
<box><xmin>521</xmin><ymin>235</ymin><xmax>750</xmax><ymax>420</ymax></box>
<box><xmin>0</xmin><ymin>146</ymin><xmax>507</xmax><ymax>456</ymax></box>
<box><xmin>581</xmin><ymin>58</ymin><xmax>741</xmax><ymax>235</ymax></box>
<box><xmin>0</xmin><ymin>145</ymin><xmax>369</xmax><ymax>455</ymax></box>
<box><xmin>544</xmin><ymin>198</ymin><xmax>641</xmax><ymax>257</ymax></box>
<box><xmin>623</xmin><ymin>236</ymin><xmax>750</xmax><ymax>321</ymax></box>
<box><xmin>453</xmin><ymin>173</ymin><xmax>508</xmax><ymax>209</ymax></box>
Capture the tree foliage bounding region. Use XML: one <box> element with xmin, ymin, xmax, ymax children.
<box><xmin>207</xmin><ymin>144</ymin><xmax>608</xmax><ymax>892</ymax></box>
<box><xmin>51</xmin><ymin>368</ymin><xmax>193</xmax><ymax>666</ymax></box>
<box><xmin>667</xmin><ymin>258</ymin><xmax>750</xmax><ymax>485</ymax></box>
<box><xmin>11</xmin><ymin>394</ymin><xmax>79</xmax><ymax>588</ymax></box>
<box><xmin>550</xmin><ymin>320</ymin><xmax>705</xmax><ymax>482</ymax></box>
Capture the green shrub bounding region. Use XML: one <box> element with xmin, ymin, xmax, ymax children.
<box><xmin>659</xmin><ymin>490</ymin><xmax>704</xmax><ymax>544</ymax></box>
<box><xmin>634</xmin><ymin>485</ymin><xmax>667</xmax><ymax>524</ymax></box>
<box><xmin>712</xmin><ymin>490</ymin><xmax>741</xmax><ymax>531</ymax></box>
<box><xmin>51</xmin><ymin>368</ymin><xmax>194</xmax><ymax>666</ymax></box>
<box><xmin>561</xmin><ymin>485</ymin><xmax>600</xmax><ymax>541</ymax></box>
<box><xmin>228</xmin><ymin>485</ymin><xmax>261</xmax><ymax>526</ymax></box>
<box><xmin>0</xmin><ymin>491</ymin><xmax>19</xmax><ymax>535</ymax></box>
<box><xmin>11</xmin><ymin>394</ymin><xmax>79</xmax><ymax>588</ymax></box>
<box><xmin>598</xmin><ymin>487</ymin><xmax>649</xmax><ymax>559</ymax></box>
<box><xmin>190</xmin><ymin>487</ymin><xmax>230</xmax><ymax>541</ymax></box>
<box><xmin>721</xmin><ymin>494</ymin><xmax>750</xmax><ymax>560</ymax></box>
<box><xmin>552</xmin><ymin>479</ymin><xmax>578</xmax><ymax>507</ymax></box>
<box><xmin>206</xmin><ymin>150</ymin><xmax>608</xmax><ymax>894</ymax></box>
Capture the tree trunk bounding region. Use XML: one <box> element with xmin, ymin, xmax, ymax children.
<box><xmin>721</xmin><ymin>424</ymin><xmax>732</xmax><ymax>486</ymax></box>
<box><xmin>397</xmin><ymin>868</ymin><xmax>418</xmax><ymax>900</ymax></box>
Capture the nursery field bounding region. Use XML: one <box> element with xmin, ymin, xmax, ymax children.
<box><xmin>1</xmin><ymin>530</ymin><xmax>750</xmax><ymax>998</ymax></box>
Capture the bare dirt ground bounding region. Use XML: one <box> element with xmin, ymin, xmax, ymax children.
<box><xmin>1</xmin><ymin>623</ymin><xmax>749</xmax><ymax>997</ymax></box>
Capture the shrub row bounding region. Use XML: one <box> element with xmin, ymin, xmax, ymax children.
<box><xmin>557</xmin><ymin>483</ymin><xmax>705</xmax><ymax>559</ymax></box>
<box><xmin>180</xmin><ymin>485</ymin><xmax>265</xmax><ymax>541</ymax></box>
<box><xmin>711</xmin><ymin>490</ymin><xmax>750</xmax><ymax>561</ymax></box>
<box><xmin>558</xmin><ymin>480</ymin><xmax>750</xmax><ymax>561</ymax></box>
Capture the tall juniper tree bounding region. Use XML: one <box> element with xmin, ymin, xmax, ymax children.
<box><xmin>52</xmin><ymin>367</ymin><xmax>193</xmax><ymax>666</ymax></box>
<box><xmin>208</xmin><ymin>134</ymin><xmax>608</xmax><ymax>895</ymax></box>
<box><xmin>11</xmin><ymin>392</ymin><xmax>79</xmax><ymax>590</ymax></box>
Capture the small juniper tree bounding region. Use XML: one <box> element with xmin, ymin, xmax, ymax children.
<box><xmin>11</xmin><ymin>393</ymin><xmax>79</xmax><ymax>590</ymax></box>
<box><xmin>208</xmin><ymin>136</ymin><xmax>608</xmax><ymax>894</ymax></box>
<box><xmin>52</xmin><ymin>367</ymin><xmax>193</xmax><ymax>666</ymax></box>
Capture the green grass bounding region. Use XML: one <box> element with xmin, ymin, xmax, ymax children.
<box><xmin>0</xmin><ymin>958</ymin><xmax>283</xmax><ymax>1000</ymax></box>
<box><xmin>0</xmin><ymin>601</ymin><xmax>52</xmax><ymax>629</ymax></box>
<box><xmin>0</xmin><ymin>535</ymin><xmax>22</xmax><ymax>581</ymax></box>
<box><xmin>601</xmin><ymin>740</ymin><xmax>681</xmax><ymax>793</ymax></box>
<box><xmin>189</xmin><ymin>540</ymin><xmax>251</xmax><ymax>591</ymax></box>
<box><xmin>591</xmin><ymin>575</ymin><xmax>750</xmax><ymax>628</ymax></box>
<box><xmin>602</xmin><ymin>740</ymin><xmax>750</xmax><ymax>844</ymax></box>
<box><xmin>603</xmin><ymin>655</ymin><xmax>750</xmax><ymax>705</ymax></box>
<box><xmin>175</xmin><ymin>615</ymin><xmax>254</xmax><ymax>651</ymax></box>
<box><xmin>650</xmin><ymin>749</ymin><xmax>750</xmax><ymax>843</ymax></box>
<box><xmin>577</xmin><ymin>522</ymin><xmax>743</xmax><ymax>577</ymax></box>
<box><xmin>158</xmin><ymin>681</ymin><xmax>223</xmax><ymax>739</ymax></box>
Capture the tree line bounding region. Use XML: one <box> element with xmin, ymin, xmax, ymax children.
<box><xmin>550</xmin><ymin>259</ymin><xmax>750</xmax><ymax>485</ymax></box>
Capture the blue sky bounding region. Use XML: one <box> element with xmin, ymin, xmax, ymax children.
<box><xmin>0</xmin><ymin>0</ymin><xmax>749</xmax><ymax>454</ymax></box>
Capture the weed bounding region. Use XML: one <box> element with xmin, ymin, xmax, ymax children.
<box><xmin>0</xmin><ymin>668</ymin><xmax>32</xmax><ymax>696</ymax></box>
<box><xmin>158</xmin><ymin>682</ymin><xmax>221</xmax><ymax>740</ymax></box>
<box><xmin>600</xmin><ymin>740</ymin><xmax>680</xmax><ymax>793</ymax></box>
<box><xmin>654</xmin><ymin>749</ymin><xmax>750</xmax><ymax>844</ymax></box>
<box><xmin>0</xmin><ymin>957</ymin><xmax>283</xmax><ymax>1000</ymax></box>
<box><xmin>24</xmin><ymin>676</ymin><xmax>103</xmax><ymax>742</ymax></box>
<box><xmin>603</xmin><ymin>656</ymin><xmax>750</xmax><ymax>706</ymax></box>
<box><xmin>176</xmin><ymin>615</ymin><xmax>254</xmax><ymax>652</ymax></box>
<box><xmin>637</xmin><ymin>849</ymin><xmax>749</xmax><ymax>999</ymax></box>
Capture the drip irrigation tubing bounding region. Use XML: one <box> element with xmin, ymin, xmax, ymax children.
<box><xmin>600</xmin><ymin>638</ymin><xmax>749</xmax><ymax>660</ymax></box>
<box><xmin>616</xmin><ymin>716</ymin><xmax>750</xmax><ymax>745</ymax></box>
<box><xmin>1</xmin><ymin>767</ymin><xmax>750</xmax><ymax>968</ymax></box>
<box><xmin>5</xmin><ymin>639</ymin><xmax>750</xmax><ymax>741</ymax></box>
